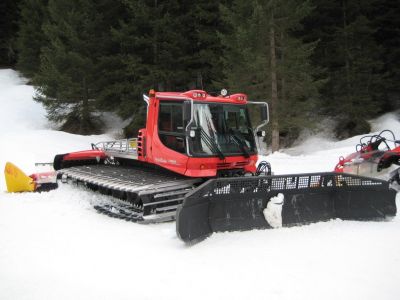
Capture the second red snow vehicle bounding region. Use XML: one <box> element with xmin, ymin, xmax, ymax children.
<box><xmin>51</xmin><ymin>90</ymin><xmax>396</xmax><ymax>243</ymax></box>
<box><xmin>335</xmin><ymin>130</ymin><xmax>400</xmax><ymax>187</ymax></box>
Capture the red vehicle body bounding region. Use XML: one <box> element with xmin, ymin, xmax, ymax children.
<box><xmin>56</xmin><ymin>90</ymin><xmax>268</xmax><ymax>178</ymax></box>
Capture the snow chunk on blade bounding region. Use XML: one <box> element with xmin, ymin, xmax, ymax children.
<box><xmin>176</xmin><ymin>172</ymin><xmax>397</xmax><ymax>244</ymax></box>
<box><xmin>263</xmin><ymin>193</ymin><xmax>284</xmax><ymax>228</ymax></box>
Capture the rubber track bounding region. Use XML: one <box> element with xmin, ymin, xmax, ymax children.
<box><xmin>58</xmin><ymin>164</ymin><xmax>201</xmax><ymax>222</ymax></box>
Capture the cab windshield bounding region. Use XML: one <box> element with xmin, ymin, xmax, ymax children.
<box><xmin>189</xmin><ymin>103</ymin><xmax>256</xmax><ymax>156</ymax></box>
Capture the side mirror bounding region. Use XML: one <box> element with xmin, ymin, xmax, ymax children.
<box><xmin>260</xmin><ymin>104</ymin><xmax>269</xmax><ymax>122</ymax></box>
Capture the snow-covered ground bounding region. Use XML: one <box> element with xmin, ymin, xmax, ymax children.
<box><xmin>0</xmin><ymin>69</ymin><xmax>399</xmax><ymax>300</ymax></box>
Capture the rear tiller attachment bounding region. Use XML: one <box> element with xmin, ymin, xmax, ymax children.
<box><xmin>176</xmin><ymin>172</ymin><xmax>397</xmax><ymax>244</ymax></box>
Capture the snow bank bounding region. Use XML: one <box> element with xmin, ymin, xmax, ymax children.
<box><xmin>0</xmin><ymin>69</ymin><xmax>47</xmax><ymax>131</ymax></box>
<box><xmin>282</xmin><ymin>111</ymin><xmax>400</xmax><ymax>157</ymax></box>
<box><xmin>0</xmin><ymin>69</ymin><xmax>112</xmax><ymax>191</ymax></box>
<box><xmin>0</xmin><ymin>69</ymin><xmax>399</xmax><ymax>300</ymax></box>
<box><xmin>266</xmin><ymin>111</ymin><xmax>400</xmax><ymax>175</ymax></box>
<box><xmin>370</xmin><ymin>112</ymin><xmax>400</xmax><ymax>136</ymax></box>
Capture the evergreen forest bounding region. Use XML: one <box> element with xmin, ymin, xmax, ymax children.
<box><xmin>1</xmin><ymin>0</ymin><xmax>399</xmax><ymax>149</ymax></box>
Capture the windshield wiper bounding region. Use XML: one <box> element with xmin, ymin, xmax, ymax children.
<box><xmin>228</xmin><ymin>129</ymin><xmax>250</xmax><ymax>158</ymax></box>
<box><xmin>199</xmin><ymin>128</ymin><xmax>225</xmax><ymax>160</ymax></box>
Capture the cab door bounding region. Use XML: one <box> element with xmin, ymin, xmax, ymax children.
<box><xmin>158</xmin><ymin>101</ymin><xmax>186</xmax><ymax>154</ymax></box>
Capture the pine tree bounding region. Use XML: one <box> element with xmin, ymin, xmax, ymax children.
<box><xmin>303</xmin><ymin>0</ymin><xmax>385</xmax><ymax>138</ymax></box>
<box><xmin>221</xmin><ymin>0</ymin><xmax>321</xmax><ymax>150</ymax></box>
<box><xmin>106</xmin><ymin>0</ymin><xmax>227</xmax><ymax>137</ymax></box>
<box><xmin>178</xmin><ymin>0</ymin><xmax>226</xmax><ymax>90</ymax></box>
<box><xmin>0</xmin><ymin>0</ymin><xmax>21</xmax><ymax>66</ymax></box>
<box><xmin>99</xmin><ymin>0</ymin><xmax>176</xmax><ymax>136</ymax></box>
<box><xmin>372</xmin><ymin>0</ymin><xmax>400</xmax><ymax>110</ymax></box>
<box><xmin>34</xmin><ymin>0</ymin><xmax>113</xmax><ymax>134</ymax></box>
<box><xmin>16</xmin><ymin>0</ymin><xmax>48</xmax><ymax>78</ymax></box>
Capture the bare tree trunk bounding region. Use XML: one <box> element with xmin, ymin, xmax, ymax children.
<box><xmin>197</xmin><ymin>72</ymin><xmax>204</xmax><ymax>90</ymax></box>
<box><xmin>270</xmin><ymin>14</ymin><xmax>279</xmax><ymax>152</ymax></box>
<box><xmin>280</xmin><ymin>32</ymin><xmax>286</xmax><ymax>112</ymax></box>
<box><xmin>342</xmin><ymin>0</ymin><xmax>351</xmax><ymax>105</ymax></box>
<box><xmin>153</xmin><ymin>0</ymin><xmax>160</xmax><ymax>90</ymax></box>
<box><xmin>81</xmin><ymin>76</ymin><xmax>90</xmax><ymax>134</ymax></box>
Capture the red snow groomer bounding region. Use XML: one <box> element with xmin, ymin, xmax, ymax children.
<box><xmin>52</xmin><ymin>90</ymin><xmax>397</xmax><ymax>243</ymax></box>
<box><xmin>7</xmin><ymin>90</ymin><xmax>397</xmax><ymax>243</ymax></box>
<box><xmin>335</xmin><ymin>130</ymin><xmax>400</xmax><ymax>188</ymax></box>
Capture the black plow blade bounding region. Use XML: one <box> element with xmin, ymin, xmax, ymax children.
<box><xmin>176</xmin><ymin>172</ymin><xmax>397</xmax><ymax>244</ymax></box>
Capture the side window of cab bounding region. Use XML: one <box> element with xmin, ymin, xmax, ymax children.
<box><xmin>158</xmin><ymin>102</ymin><xmax>185</xmax><ymax>153</ymax></box>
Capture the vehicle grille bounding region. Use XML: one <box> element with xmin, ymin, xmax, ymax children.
<box><xmin>217</xmin><ymin>161</ymin><xmax>248</xmax><ymax>169</ymax></box>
